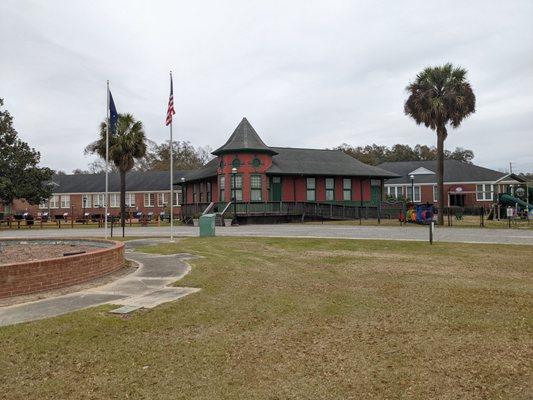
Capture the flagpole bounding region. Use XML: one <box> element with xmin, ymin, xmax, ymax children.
<box><xmin>105</xmin><ymin>81</ymin><xmax>109</xmax><ymax>239</ymax></box>
<box><xmin>169</xmin><ymin>71</ymin><xmax>174</xmax><ymax>242</ymax></box>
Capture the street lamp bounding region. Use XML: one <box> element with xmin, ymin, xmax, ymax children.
<box><xmin>409</xmin><ymin>174</ymin><xmax>415</xmax><ymax>202</ymax></box>
<box><xmin>180</xmin><ymin>177</ymin><xmax>186</xmax><ymax>205</ymax></box>
<box><xmin>231</xmin><ymin>167</ymin><xmax>238</xmax><ymax>226</ymax></box>
<box><xmin>82</xmin><ymin>195</ymin><xmax>88</xmax><ymax>223</ymax></box>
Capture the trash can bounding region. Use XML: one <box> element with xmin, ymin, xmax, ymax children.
<box><xmin>199</xmin><ymin>213</ymin><xmax>216</xmax><ymax>237</ymax></box>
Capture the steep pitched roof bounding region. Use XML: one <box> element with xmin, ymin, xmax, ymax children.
<box><xmin>267</xmin><ymin>147</ymin><xmax>399</xmax><ymax>178</ymax></box>
<box><xmin>212</xmin><ymin>118</ymin><xmax>277</xmax><ymax>155</ymax></box>
<box><xmin>48</xmin><ymin>170</ymin><xmax>193</xmax><ymax>193</ymax></box>
<box><xmin>378</xmin><ymin>160</ymin><xmax>507</xmax><ymax>184</ymax></box>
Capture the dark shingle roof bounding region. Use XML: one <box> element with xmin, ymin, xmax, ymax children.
<box><xmin>212</xmin><ymin>118</ymin><xmax>277</xmax><ymax>156</ymax></box>
<box><xmin>267</xmin><ymin>147</ymin><xmax>399</xmax><ymax>178</ymax></box>
<box><xmin>378</xmin><ymin>160</ymin><xmax>506</xmax><ymax>184</ymax></box>
<box><xmin>48</xmin><ymin>170</ymin><xmax>193</xmax><ymax>193</ymax></box>
<box><xmin>184</xmin><ymin>158</ymin><xmax>219</xmax><ymax>181</ymax></box>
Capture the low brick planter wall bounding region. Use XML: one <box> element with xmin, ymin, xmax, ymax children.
<box><xmin>0</xmin><ymin>238</ymin><xmax>125</xmax><ymax>299</ymax></box>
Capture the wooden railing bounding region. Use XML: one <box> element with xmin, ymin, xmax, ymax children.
<box><xmin>181</xmin><ymin>201</ymin><xmax>406</xmax><ymax>221</ymax></box>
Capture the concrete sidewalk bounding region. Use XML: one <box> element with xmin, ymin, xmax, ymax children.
<box><xmin>2</xmin><ymin>223</ymin><xmax>532</xmax><ymax>245</ymax></box>
<box><xmin>0</xmin><ymin>239</ymin><xmax>199</xmax><ymax>327</ymax></box>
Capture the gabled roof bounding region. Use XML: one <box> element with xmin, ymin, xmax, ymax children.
<box><xmin>267</xmin><ymin>147</ymin><xmax>399</xmax><ymax>178</ymax></box>
<box><xmin>378</xmin><ymin>160</ymin><xmax>508</xmax><ymax>184</ymax></box>
<box><xmin>212</xmin><ymin>118</ymin><xmax>277</xmax><ymax>156</ymax></box>
<box><xmin>48</xmin><ymin>170</ymin><xmax>193</xmax><ymax>193</ymax></box>
<box><xmin>493</xmin><ymin>173</ymin><xmax>527</xmax><ymax>184</ymax></box>
<box><xmin>409</xmin><ymin>167</ymin><xmax>435</xmax><ymax>176</ymax></box>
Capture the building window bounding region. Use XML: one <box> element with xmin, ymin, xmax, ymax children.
<box><xmin>476</xmin><ymin>184</ymin><xmax>494</xmax><ymax>201</ymax></box>
<box><xmin>200</xmin><ymin>182</ymin><xmax>205</xmax><ymax>203</ymax></box>
<box><xmin>406</xmin><ymin>186</ymin><xmax>421</xmax><ymax>202</ymax></box>
<box><xmin>174</xmin><ymin>191</ymin><xmax>181</xmax><ymax>206</ymax></box>
<box><xmin>206</xmin><ymin>182</ymin><xmax>212</xmax><ymax>203</ymax></box>
<box><xmin>306</xmin><ymin>178</ymin><xmax>316</xmax><ymax>201</ymax></box>
<box><xmin>433</xmin><ymin>186</ymin><xmax>439</xmax><ymax>202</ymax></box>
<box><xmin>109</xmin><ymin>193</ymin><xmax>120</xmax><ymax>208</ymax></box>
<box><xmin>231</xmin><ymin>175</ymin><xmax>243</xmax><ymax>201</ymax></box>
<box><xmin>232</xmin><ymin>158</ymin><xmax>241</xmax><ymax>168</ymax></box>
<box><xmin>125</xmin><ymin>193</ymin><xmax>135</xmax><ymax>207</ymax></box>
<box><xmin>250</xmin><ymin>174</ymin><xmax>262</xmax><ymax>201</ymax></box>
<box><xmin>91</xmin><ymin>194</ymin><xmax>103</xmax><ymax>208</ymax></box>
<box><xmin>82</xmin><ymin>194</ymin><xmax>92</xmax><ymax>208</ymax></box>
<box><xmin>158</xmin><ymin>192</ymin><xmax>169</xmax><ymax>207</ymax></box>
<box><xmin>144</xmin><ymin>193</ymin><xmax>154</xmax><ymax>207</ymax></box>
<box><xmin>48</xmin><ymin>195</ymin><xmax>59</xmax><ymax>209</ymax></box>
<box><xmin>343</xmin><ymin>178</ymin><xmax>352</xmax><ymax>201</ymax></box>
<box><xmin>252</xmin><ymin>157</ymin><xmax>261</xmax><ymax>168</ymax></box>
<box><xmin>386</xmin><ymin>186</ymin><xmax>403</xmax><ymax>199</ymax></box>
<box><xmin>60</xmin><ymin>195</ymin><xmax>70</xmax><ymax>208</ymax></box>
<box><xmin>325</xmin><ymin>178</ymin><xmax>335</xmax><ymax>201</ymax></box>
<box><xmin>219</xmin><ymin>175</ymin><xmax>226</xmax><ymax>202</ymax></box>
<box><xmin>193</xmin><ymin>183</ymin><xmax>199</xmax><ymax>203</ymax></box>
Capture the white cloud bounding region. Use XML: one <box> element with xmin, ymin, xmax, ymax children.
<box><xmin>1</xmin><ymin>0</ymin><xmax>532</xmax><ymax>172</ymax></box>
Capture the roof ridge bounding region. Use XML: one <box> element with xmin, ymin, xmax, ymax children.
<box><xmin>272</xmin><ymin>146</ymin><xmax>342</xmax><ymax>152</ymax></box>
<box><xmin>212</xmin><ymin>118</ymin><xmax>277</xmax><ymax>156</ymax></box>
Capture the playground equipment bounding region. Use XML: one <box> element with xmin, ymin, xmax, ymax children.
<box><xmin>499</xmin><ymin>193</ymin><xmax>533</xmax><ymax>212</ymax></box>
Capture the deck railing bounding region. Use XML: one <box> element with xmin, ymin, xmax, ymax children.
<box><xmin>181</xmin><ymin>201</ymin><xmax>406</xmax><ymax>221</ymax></box>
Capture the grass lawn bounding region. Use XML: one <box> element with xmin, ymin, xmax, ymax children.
<box><xmin>1</xmin><ymin>237</ymin><xmax>532</xmax><ymax>399</ymax></box>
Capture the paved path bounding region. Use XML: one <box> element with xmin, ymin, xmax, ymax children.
<box><xmin>2</xmin><ymin>224</ymin><xmax>532</xmax><ymax>245</ymax></box>
<box><xmin>0</xmin><ymin>239</ymin><xmax>199</xmax><ymax>327</ymax></box>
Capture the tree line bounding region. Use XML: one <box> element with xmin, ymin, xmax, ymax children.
<box><xmin>67</xmin><ymin>140</ymin><xmax>213</xmax><ymax>175</ymax></box>
<box><xmin>335</xmin><ymin>143</ymin><xmax>475</xmax><ymax>166</ymax></box>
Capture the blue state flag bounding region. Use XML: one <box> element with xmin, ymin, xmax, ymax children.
<box><xmin>108</xmin><ymin>89</ymin><xmax>118</xmax><ymax>135</ymax></box>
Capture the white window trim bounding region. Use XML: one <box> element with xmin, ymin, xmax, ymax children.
<box><xmin>125</xmin><ymin>193</ymin><xmax>136</xmax><ymax>207</ymax></box>
<box><xmin>109</xmin><ymin>193</ymin><xmax>120</xmax><ymax>208</ymax></box>
<box><xmin>80</xmin><ymin>194</ymin><xmax>91</xmax><ymax>208</ymax></box>
<box><xmin>92</xmin><ymin>194</ymin><xmax>105</xmax><ymax>208</ymax></box>
<box><xmin>157</xmin><ymin>192</ymin><xmax>170</xmax><ymax>207</ymax></box>
<box><xmin>476</xmin><ymin>184</ymin><xmax>494</xmax><ymax>201</ymax></box>
<box><xmin>406</xmin><ymin>186</ymin><xmax>421</xmax><ymax>202</ymax></box>
<box><xmin>144</xmin><ymin>193</ymin><xmax>154</xmax><ymax>207</ymax></box>
<box><xmin>387</xmin><ymin>186</ymin><xmax>404</xmax><ymax>199</ymax></box>
<box><xmin>60</xmin><ymin>195</ymin><xmax>70</xmax><ymax>209</ymax></box>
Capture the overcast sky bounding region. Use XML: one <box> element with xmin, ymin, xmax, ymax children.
<box><xmin>1</xmin><ymin>0</ymin><xmax>532</xmax><ymax>173</ymax></box>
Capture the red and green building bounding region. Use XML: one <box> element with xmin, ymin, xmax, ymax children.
<box><xmin>180</xmin><ymin>118</ymin><xmax>397</xmax><ymax>209</ymax></box>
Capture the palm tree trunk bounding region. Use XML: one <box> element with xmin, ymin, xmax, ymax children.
<box><xmin>120</xmin><ymin>169</ymin><xmax>126</xmax><ymax>237</ymax></box>
<box><xmin>436</xmin><ymin>126</ymin><xmax>447</xmax><ymax>225</ymax></box>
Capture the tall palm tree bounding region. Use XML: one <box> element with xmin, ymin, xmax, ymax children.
<box><xmin>404</xmin><ymin>63</ymin><xmax>476</xmax><ymax>225</ymax></box>
<box><xmin>86</xmin><ymin>113</ymin><xmax>147</xmax><ymax>234</ymax></box>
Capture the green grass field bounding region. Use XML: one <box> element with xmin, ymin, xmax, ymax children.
<box><xmin>1</xmin><ymin>237</ymin><xmax>532</xmax><ymax>399</ymax></box>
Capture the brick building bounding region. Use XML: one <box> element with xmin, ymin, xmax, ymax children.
<box><xmin>1</xmin><ymin>170</ymin><xmax>188</xmax><ymax>220</ymax></box>
<box><xmin>379</xmin><ymin>160</ymin><xmax>526</xmax><ymax>207</ymax></box>
<box><xmin>8</xmin><ymin>118</ymin><xmax>523</xmax><ymax>219</ymax></box>
<box><xmin>179</xmin><ymin>118</ymin><xmax>397</xmax><ymax>206</ymax></box>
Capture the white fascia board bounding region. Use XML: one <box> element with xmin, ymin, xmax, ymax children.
<box><xmin>408</xmin><ymin>167</ymin><xmax>435</xmax><ymax>175</ymax></box>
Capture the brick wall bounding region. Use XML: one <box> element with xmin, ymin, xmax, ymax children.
<box><xmin>0</xmin><ymin>239</ymin><xmax>125</xmax><ymax>299</ymax></box>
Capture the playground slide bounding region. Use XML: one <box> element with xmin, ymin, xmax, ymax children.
<box><xmin>499</xmin><ymin>193</ymin><xmax>533</xmax><ymax>211</ymax></box>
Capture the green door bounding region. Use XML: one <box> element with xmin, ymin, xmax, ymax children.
<box><xmin>270</xmin><ymin>176</ymin><xmax>282</xmax><ymax>201</ymax></box>
<box><xmin>371</xmin><ymin>185</ymin><xmax>381</xmax><ymax>205</ymax></box>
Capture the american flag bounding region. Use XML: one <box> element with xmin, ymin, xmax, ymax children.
<box><xmin>165</xmin><ymin>73</ymin><xmax>175</xmax><ymax>126</ymax></box>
